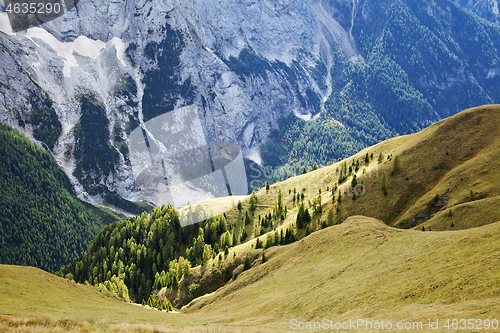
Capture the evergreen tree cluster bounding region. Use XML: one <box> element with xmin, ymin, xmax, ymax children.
<box><xmin>0</xmin><ymin>124</ymin><xmax>119</xmax><ymax>272</ymax></box>
<box><xmin>146</xmin><ymin>295</ymin><xmax>173</xmax><ymax>311</ymax></box>
<box><xmin>296</xmin><ymin>203</ymin><xmax>312</xmax><ymax>229</ymax></box>
<box><xmin>263</xmin><ymin>225</ymin><xmax>298</xmax><ymax>249</ymax></box>
<box><xmin>97</xmin><ymin>273</ymin><xmax>131</xmax><ymax>302</ymax></box>
<box><xmin>141</xmin><ymin>23</ymin><xmax>196</xmax><ymax>123</ymax></box>
<box><xmin>58</xmin><ymin>204</ymin><xmax>240</xmax><ymax>303</ymax></box>
<box><xmin>153</xmin><ymin>257</ymin><xmax>190</xmax><ymax>290</ymax></box>
<box><xmin>224</xmin><ymin>48</ymin><xmax>273</xmax><ymax>81</ymax></box>
<box><xmin>29</xmin><ymin>102</ymin><xmax>62</xmax><ymax>150</ymax></box>
<box><xmin>73</xmin><ymin>95</ymin><xmax>119</xmax><ymax>195</ymax></box>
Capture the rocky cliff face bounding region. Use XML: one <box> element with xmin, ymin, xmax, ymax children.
<box><xmin>0</xmin><ymin>0</ymin><xmax>499</xmax><ymax>211</ymax></box>
<box><xmin>451</xmin><ymin>0</ymin><xmax>500</xmax><ymax>25</ymax></box>
<box><xmin>0</xmin><ymin>0</ymin><xmax>339</xmax><ymax>207</ymax></box>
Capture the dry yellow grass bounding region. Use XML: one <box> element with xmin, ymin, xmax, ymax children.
<box><xmin>185</xmin><ymin>216</ymin><xmax>500</xmax><ymax>332</ymax></box>
<box><xmin>3</xmin><ymin>216</ymin><xmax>500</xmax><ymax>332</ymax></box>
<box><xmin>3</xmin><ymin>105</ymin><xmax>500</xmax><ymax>332</ymax></box>
<box><xmin>196</xmin><ymin>105</ymin><xmax>500</xmax><ymax>236</ymax></box>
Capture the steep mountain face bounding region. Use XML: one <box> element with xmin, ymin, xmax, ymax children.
<box><xmin>0</xmin><ymin>0</ymin><xmax>500</xmax><ymax>210</ymax></box>
<box><xmin>451</xmin><ymin>0</ymin><xmax>500</xmax><ymax>25</ymax></box>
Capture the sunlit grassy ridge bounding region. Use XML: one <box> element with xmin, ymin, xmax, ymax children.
<box><xmin>2</xmin><ymin>216</ymin><xmax>500</xmax><ymax>332</ymax></box>
<box><xmin>179</xmin><ymin>105</ymin><xmax>500</xmax><ymax>280</ymax></box>
<box><xmin>215</xmin><ymin>105</ymin><xmax>500</xmax><ymax>242</ymax></box>
<box><xmin>3</xmin><ymin>105</ymin><xmax>500</xmax><ymax>332</ymax></box>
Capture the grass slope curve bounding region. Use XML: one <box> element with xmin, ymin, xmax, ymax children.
<box><xmin>184</xmin><ymin>216</ymin><xmax>500</xmax><ymax>332</ymax></box>
<box><xmin>225</xmin><ymin>104</ymin><xmax>500</xmax><ymax>235</ymax></box>
<box><xmin>2</xmin><ymin>216</ymin><xmax>500</xmax><ymax>332</ymax></box>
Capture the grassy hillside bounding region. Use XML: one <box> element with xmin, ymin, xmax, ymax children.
<box><xmin>0</xmin><ymin>124</ymin><xmax>121</xmax><ymax>272</ymax></box>
<box><xmin>0</xmin><ymin>265</ymin><xmax>208</xmax><ymax>333</ymax></box>
<box><xmin>16</xmin><ymin>104</ymin><xmax>500</xmax><ymax>331</ymax></box>
<box><xmin>183</xmin><ymin>216</ymin><xmax>500</xmax><ymax>332</ymax></box>
<box><xmin>231</xmin><ymin>105</ymin><xmax>500</xmax><ymax>238</ymax></box>
<box><xmin>2</xmin><ymin>216</ymin><xmax>500</xmax><ymax>332</ymax></box>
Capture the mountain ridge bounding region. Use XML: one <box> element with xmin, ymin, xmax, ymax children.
<box><xmin>2</xmin><ymin>214</ymin><xmax>500</xmax><ymax>332</ymax></box>
<box><xmin>1</xmin><ymin>0</ymin><xmax>500</xmax><ymax>211</ymax></box>
<box><xmin>204</xmin><ymin>104</ymin><xmax>500</xmax><ymax>232</ymax></box>
<box><xmin>52</xmin><ymin>104</ymin><xmax>500</xmax><ymax>317</ymax></box>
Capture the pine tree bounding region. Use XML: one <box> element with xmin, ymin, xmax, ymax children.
<box><xmin>244</xmin><ymin>210</ymin><xmax>251</xmax><ymax>225</ymax></box>
<box><xmin>249</xmin><ymin>192</ymin><xmax>257</xmax><ymax>211</ymax></box>
<box><xmin>303</xmin><ymin>208</ymin><xmax>311</xmax><ymax>225</ymax></box>
<box><xmin>255</xmin><ymin>237</ymin><xmax>263</xmax><ymax>249</ymax></box>
<box><xmin>351</xmin><ymin>174</ymin><xmax>358</xmax><ymax>188</ymax></box>
<box><xmin>240</xmin><ymin>228</ymin><xmax>248</xmax><ymax>242</ymax></box>
<box><xmin>391</xmin><ymin>155</ymin><xmax>400</xmax><ymax>175</ymax></box>
<box><xmin>378</xmin><ymin>152</ymin><xmax>383</xmax><ymax>164</ymax></box>
<box><xmin>365</xmin><ymin>153</ymin><xmax>370</xmax><ymax>165</ymax></box>
<box><xmin>381</xmin><ymin>174</ymin><xmax>387</xmax><ymax>196</ymax></box>
<box><xmin>243</xmin><ymin>257</ymin><xmax>251</xmax><ymax>271</ymax></box>
<box><xmin>202</xmin><ymin>244</ymin><xmax>212</xmax><ymax>264</ymax></box>
<box><xmin>327</xmin><ymin>209</ymin><xmax>334</xmax><ymax>226</ymax></box>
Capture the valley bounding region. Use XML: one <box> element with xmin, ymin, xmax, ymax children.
<box><xmin>1</xmin><ymin>105</ymin><xmax>500</xmax><ymax>332</ymax></box>
<box><xmin>2</xmin><ymin>215</ymin><xmax>500</xmax><ymax>332</ymax></box>
<box><xmin>1</xmin><ymin>0</ymin><xmax>500</xmax><ymax>331</ymax></box>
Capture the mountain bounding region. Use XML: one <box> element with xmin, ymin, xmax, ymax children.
<box><xmin>0</xmin><ymin>124</ymin><xmax>121</xmax><ymax>272</ymax></box>
<box><xmin>2</xmin><ymin>216</ymin><xmax>500</xmax><ymax>331</ymax></box>
<box><xmin>1</xmin><ymin>0</ymin><xmax>500</xmax><ymax>211</ymax></box>
<box><xmin>231</xmin><ymin>104</ymin><xmax>500</xmax><ymax>233</ymax></box>
<box><xmin>451</xmin><ymin>0</ymin><xmax>500</xmax><ymax>25</ymax></box>
<box><xmin>56</xmin><ymin>105</ymin><xmax>500</xmax><ymax>313</ymax></box>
